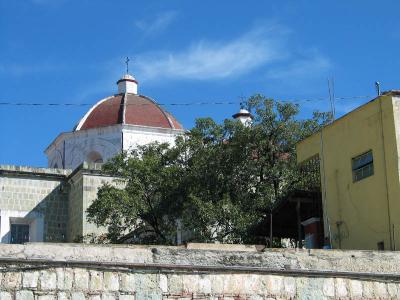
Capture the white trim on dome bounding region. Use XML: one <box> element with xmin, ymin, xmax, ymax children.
<box><xmin>74</xmin><ymin>95</ymin><xmax>116</xmax><ymax>131</ymax></box>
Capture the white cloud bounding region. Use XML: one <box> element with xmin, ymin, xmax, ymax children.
<box><xmin>135</xmin><ymin>11</ymin><xmax>178</xmax><ymax>36</ymax></box>
<box><xmin>135</xmin><ymin>25</ymin><xmax>288</xmax><ymax>81</ymax></box>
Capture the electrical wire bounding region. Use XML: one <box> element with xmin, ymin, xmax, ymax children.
<box><xmin>0</xmin><ymin>95</ymin><xmax>373</xmax><ymax>108</ymax></box>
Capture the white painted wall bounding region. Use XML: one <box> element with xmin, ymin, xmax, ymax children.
<box><xmin>46</xmin><ymin>124</ymin><xmax>184</xmax><ymax>170</ymax></box>
<box><xmin>0</xmin><ymin>210</ymin><xmax>44</xmax><ymax>243</ymax></box>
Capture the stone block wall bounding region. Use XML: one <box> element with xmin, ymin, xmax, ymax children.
<box><xmin>1</xmin><ymin>266</ymin><xmax>399</xmax><ymax>299</ymax></box>
<box><xmin>0</xmin><ymin>166</ymin><xmax>70</xmax><ymax>243</ymax></box>
<box><xmin>0</xmin><ymin>243</ymin><xmax>399</xmax><ymax>299</ymax></box>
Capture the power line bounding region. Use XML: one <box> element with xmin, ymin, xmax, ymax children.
<box><xmin>0</xmin><ymin>95</ymin><xmax>373</xmax><ymax>108</ymax></box>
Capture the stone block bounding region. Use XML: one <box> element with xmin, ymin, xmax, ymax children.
<box><xmin>63</xmin><ymin>269</ymin><xmax>74</xmax><ymax>290</ymax></box>
<box><xmin>120</xmin><ymin>273</ymin><xmax>135</xmax><ymax>292</ymax></box>
<box><xmin>387</xmin><ymin>283</ymin><xmax>399</xmax><ymax>298</ymax></box>
<box><xmin>210</xmin><ymin>274</ymin><xmax>224</xmax><ymax>294</ymax></box>
<box><xmin>247</xmin><ymin>296</ymin><xmax>263</xmax><ymax>300</ymax></box>
<box><xmin>101</xmin><ymin>293</ymin><xmax>118</xmax><ymax>300</ymax></box>
<box><xmin>223</xmin><ymin>274</ymin><xmax>243</xmax><ymax>295</ymax></box>
<box><xmin>88</xmin><ymin>296</ymin><xmax>101</xmax><ymax>300</ymax></box>
<box><xmin>71</xmin><ymin>292</ymin><xmax>85</xmax><ymax>300</ymax></box>
<box><xmin>22</xmin><ymin>271</ymin><xmax>39</xmax><ymax>288</ymax></box>
<box><xmin>74</xmin><ymin>269</ymin><xmax>89</xmax><ymax>290</ymax></box>
<box><xmin>374</xmin><ymin>282</ymin><xmax>388</xmax><ymax>298</ymax></box>
<box><xmin>335</xmin><ymin>278</ymin><xmax>348</xmax><ymax>298</ymax></box>
<box><xmin>362</xmin><ymin>281</ymin><xmax>375</xmax><ymax>298</ymax></box>
<box><xmin>322</xmin><ymin>278</ymin><xmax>335</xmax><ymax>297</ymax></box>
<box><xmin>103</xmin><ymin>272</ymin><xmax>119</xmax><ymax>291</ymax></box>
<box><xmin>3</xmin><ymin>272</ymin><xmax>21</xmax><ymax>289</ymax></box>
<box><xmin>119</xmin><ymin>296</ymin><xmax>135</xmax><ymax>300</ymax></box>
<box><xmin>135</xmin><ymin>273</ymin><xmax>158</xmax><ymax>292</ymax></box>
<box><xmin>349</xmin><ymin>280</ymin><xmax>363</xmax><ymax>298</ymax></box>
<box><xmin>283</xmin><ymin>277</ymin><xmax>296</xmax><ymax>297</ymax></box>
<box><xmin>0</xmin><ymin>292</ymin><xmax>12</xmax><ymax>300</ymax></box>
<box><xmin>168</xmin><ymin>274</ymin><xmax>183</xmax><ymax>293</ymax></box>
<box><xmin>264</xmin><ymin>275</ymin><xmax>283</xmax><ymax>295</ymax></box>
<box><xmin>57</xmin><ymin>292</ymin><xmax>70</xmax><ymax>300</ymax></box>
<box><xmin>159</xmin><ymin>274</ymin><xmax>168</xmax><ymax>293</ymax></box>
<box><xmin>243</xmin><ymin>274</ymin><xmax>262</xmax><ymax>294</ymax></box>
<box><xmin>134</xmin><ymin>291</ymin><xmax>162</xmax><ymax>300</ymax></box>
<box><xmin>40</xmin><ymin>270</ymin><xmax>57</xmax><ymax>290</ymax></box>
<box><xmin>37</xmin><ymin>296</ymin><xmax>56</xmax><ymax>300</ymax></box>
<box><xmin>198</xmin><ymin>275</ymin><xmax>211</xmax><ymax>294</ymax></box>
<box><xmin>15</xmin><ymin>290</ymin><xmax>34</xmax><ymax>300</ymax></box>
<box><xmin>89</xmin><ymin>271</ymin><xmax>103</xmax><ymax>291</ymax></box>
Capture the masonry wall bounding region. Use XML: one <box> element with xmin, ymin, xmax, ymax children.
<box><xmin>0</xmin><ymin>243</ymin><xmax>399</xmax><ymax>299</ymax></box>
<box><xmin>0</xmin><ymin>166</ymin><xmax>69</xmax><ymax>243</ymax></box>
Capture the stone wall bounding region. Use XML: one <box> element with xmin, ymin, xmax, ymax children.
<box><xmin>0</xmin><ymin>166</ymin><xmax>70</xmax><ymax>243</ymax></box>
<box><xmin>0</xmin><ymin>243</ymin><xmax>399</xmax><ymax>299</ymax></box>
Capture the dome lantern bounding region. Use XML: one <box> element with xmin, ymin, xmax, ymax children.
<box><xmin>117</xmin><ymin>74</ymin><xmax>138</xmax><ymax>94</ymax></box>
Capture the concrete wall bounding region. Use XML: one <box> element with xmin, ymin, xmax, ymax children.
<box><xmin>0</xmin><ymin>243</ymin><xmax>399</xmax><ymax>299</ymax></box>
<box><xmin>296</xmin><ymin>93</ymin><xmax>400</xmax><ymax>250</ymax></box>
<box><xmin>0</xmin><ymin>166</ymin><xmax>70</xmax><ymax>243</ymax></box>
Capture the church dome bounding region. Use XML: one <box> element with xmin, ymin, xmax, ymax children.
<box><xmin>74</xmin><ymin>74</ymin><xmax>183</xmax><ymax>131</ymax></box>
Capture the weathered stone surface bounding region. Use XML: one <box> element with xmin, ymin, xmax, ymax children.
<box><xmin>57</xmin><ymin>292</ymin><xmax>70</xmax><ymax>300</ymax></box>
<box><xmin>159</xmin><ymin>274</ymin><xmax>168</xmax><ymax>293</ymax></box>
<box><xmin>283</xmin><ymin>277</ymin><xmax>296</xmax><ymax>297</ymax></box>
<box><xmin>322</xmin><ymin>278</ymin><xmax>335</xmax><ymax>297</ymax></box>
<box><xmin>198</xmin><ymin>275</ymin><xmax>212</xmax><ymax>294</ymax></box>
<box><xmin>168</xmin><ymin>274</ymin><xmax>183</xmax><ymax>293</ymax></box>
<box><xmin>349</xmin><ymin>280</ymin><xmax>363</xmax><ymax>298</ymax></box>
<box><xmin>335</xmin><ymin>278</ymin><xmax>348</xmax><ymax>298</ymax></box>
<box><xmin>374</xmin><ymin>281</ymin><xmax>388</xmax><ymax>298</ymax></box>
<box><xmin>120</xmin><ymin>273</ymin><xmax>135</xmax><ymax>292</ymax></box>
<box><xmin>102</xmin><ymin>293</ymin><xmax>118</xmax><ymax>300</ymax></box>
<box><xmin>103</xmin><ymin>272</ymin><xmax>119</xmax><ymax>291</ymax></box>
<box><xmin>0</xmin><ymin>292</ymin><xmax>12</xmax><ymax>300</ymax></box>
<box><xmin>0</xmin><ymin>243</ymin><xmax>398</xmax><ymax>299</ymax></box>
<box><xmin>362</xmin><ymin>281</ymin><xmax>375</xmax><ymax>298</ymax></box>
<box><xmin>22</xmin><ymin>271</ymin><xmax>39</xmax><ymax>288</ymax></box>
<box><xmin>71</xmin><ymin>292</ymin><xmax>85</xmax><ymax>300</ymax></box>
<box><xmin>15</xmin><ymin>290</ymin><xmax>34</xmax><ymax>300</ymax></box>
<box><xmin>119</xmin><ymin>296</ymin><xmax>135</xmax><ymax>300</ymax></box>
<box><xmin>37</xmin><ymin>296</ymin><xmax>56</xmax><ymax>300</ymax></box>
<box><xmin>89</xmin><ymin>271</ymin><xmax>103</xmax><ymax>291</ymax></box>
<box><xmin>3</xmin><ymin>272</ymin><xmax>21</xmax><ymax>289</ymax></box>
<box><xmin>265</xmin><ymin>275</ymin><xmax>283</xmax><ymax>295</ymax></box>
<box><xmin>387</xmin><ymin>282</ymin><xmax>398</xmax><ymax>298</ymax></box>
<box><xmin>40</xmin><ymin>270</ymin><xmax>57</xmax><ymax>290</ymax></box>
<box><xmin>73</xmin><ymin>269</ymin><xmax>89</xmax><ymax>290</ymax></box>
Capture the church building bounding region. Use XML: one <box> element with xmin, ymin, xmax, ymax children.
<box><xmin>0</xmin><ymin>72</ymin><xmax>185</xmax><ymax>244</ymax></box>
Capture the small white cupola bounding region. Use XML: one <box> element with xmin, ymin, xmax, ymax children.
<box><xmin>117</xmin><ymin>57</ymin><xmax>138</xmax><ymax>94</ymax></box>
<box><xmin>117</xmin><ymin>74</ymin><xmax>138</xmax><ymax>94</ymax></box>
<box><xmin>232</xmin><ymin>106</ymin><xmax>253</xmax><ymax>126</ymax></box>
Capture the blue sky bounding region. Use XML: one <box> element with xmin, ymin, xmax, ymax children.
<box><xmin>1</xmin><ymin>0</ymin><xmax>399</xmax><ymax>167</ymax></box>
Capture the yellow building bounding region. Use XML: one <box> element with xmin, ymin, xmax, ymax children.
<box><xmin>296</xmin><ymin>91</ymin><xmax>400</xmax><ymax>250</ymax></box>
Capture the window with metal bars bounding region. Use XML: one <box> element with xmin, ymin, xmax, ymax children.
<box><xmin>352</xmin><ymin>150</ymin><xmax>374</xmax><ymax>182</ymax></box>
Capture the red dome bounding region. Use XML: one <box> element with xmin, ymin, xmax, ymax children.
<box><xmin>75</xmin><ymin>94</ymin><xmax>183</xmax><ymax>131</ymax></box>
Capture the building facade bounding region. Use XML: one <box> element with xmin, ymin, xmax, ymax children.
<box><xmin>0</xmin><ymin>73</ymin><xmax>185</xmax><ymax>243</ymax></box>
<box><xmin>296</xmin><ymin>91</ymin><xmax>400</xmax><ymax>250</ymax></box>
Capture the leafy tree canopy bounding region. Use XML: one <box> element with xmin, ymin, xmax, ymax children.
<box><xmin>86</xmin><ymin>95</ymin><xmax>330</xmax><ymax>244</ymax></box>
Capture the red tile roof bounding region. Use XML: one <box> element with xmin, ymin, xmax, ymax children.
<box><xmin>76</xmin><ymin>94</ymin><xmax>183</xmax><ymax>131</ymax></box>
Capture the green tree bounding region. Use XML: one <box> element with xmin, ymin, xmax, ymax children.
<box><xmin>86</xmin><ymin>95</ymin><xmax>330</xmax><ymax>244</ymax></box>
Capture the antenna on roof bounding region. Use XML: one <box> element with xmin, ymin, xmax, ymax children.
<box><xmin>125</xmin><ymin>57</ymin><xmax>130</xmax><ymax>74</ymax></box>
<box><xmin>327</xmin><ymin>77</ymin><xmax>336</xmax><ymax>121</ymax></box>
<box><xmin>375</xmin><ymin>81</ymin><xmax>381</xmax><ymax>96</ymax></box>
